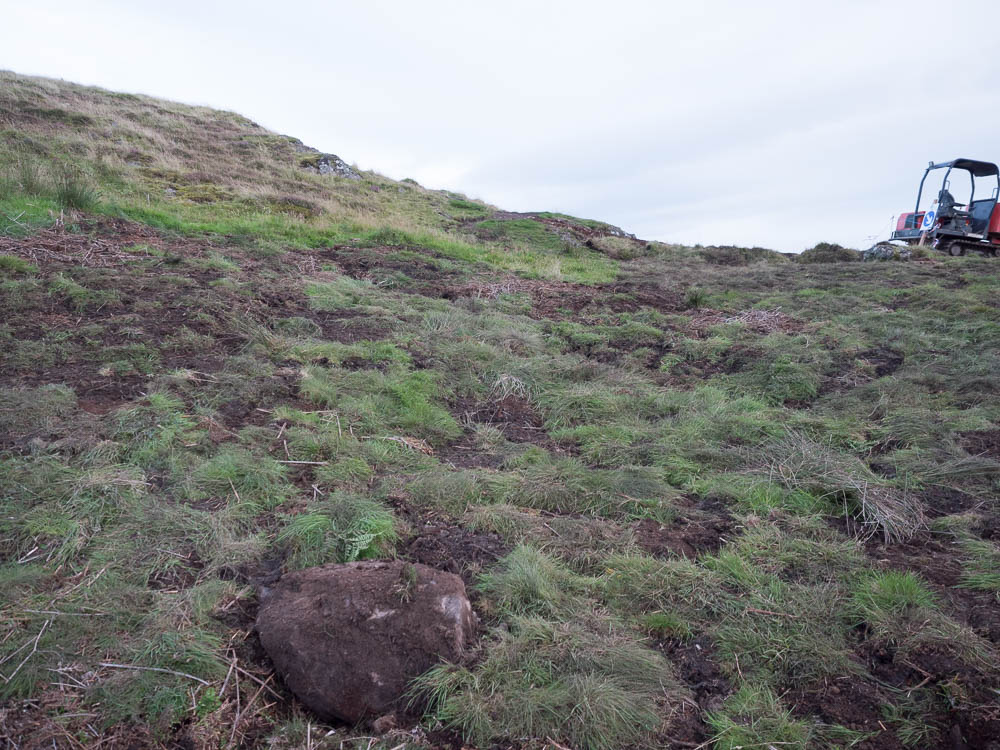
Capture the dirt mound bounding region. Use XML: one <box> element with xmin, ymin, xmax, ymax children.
<box><xmin>256</xmin><ymin>561</ymin><xmax>475</xmax><ymax>723</ymax></box>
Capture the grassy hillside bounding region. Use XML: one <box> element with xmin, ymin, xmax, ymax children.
<box><xmin>1</xmin><ymin>71</ymin><xmax>999</xmax><ymax>749</ymax></box>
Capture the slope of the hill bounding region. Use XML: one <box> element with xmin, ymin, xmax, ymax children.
<box><xmin>1</xmin><ymin>72</ymin><xmax>999</xmax><ymax>750</ymax></box>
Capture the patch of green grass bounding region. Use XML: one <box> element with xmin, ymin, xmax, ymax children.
<box><xmin>447</xmin><ymin>198</ymin><xmax>489</xmax><ymax>218</ymax></box>
<box><xmin>749</xmin><ymin>352</ymin><xmax>821</xmax><ymax>403</ymax></box>
<box><xmin>49</xmin><ymin>273</ymin><xmax>120</xmax><ymax>312</ymax></box>
<box><xmin>476</xmin><ymin>546</ymin><xmax>590</xmax><ymax>619</ymax></box>
<box><xmin>299</xmin><ymin>365</ymin><xmax>461</xmax><ymax>444</ymax></box>
<box><xmin>276</xmin><ymin>493</ymin><xmax>396</xmax><ymax>569</ymax></box>
<box><xmin>504</xmin><ymin>458</ymin><xmax>676</xmax><ymax>520</ymax></box>
<box><xmin>0</xmin><ymin>383</ymin><xmax>78</xmax><ymax>440</ymax></box>
<box><xmin>641</xmin><ymin>611</ymin><xmax>693</xmax><ymax>639</ymax></box>
<box><xmin>0</xmin><ymin>254</ymin><xmax>37</xmax><ymax>274</ymax></box>
<box><xmin>89</xmin><ymin>620</ymin><xmax>226</xmax><ymax>731</ymax></box>
<box><xmin>706</xmin><ymin>684</ymin><xmax>818</xmax><ymax>749</ymax></box>
<box><xmin>851</xmin><ymin>570</ymin><xmax>937</xmax><ymax>622</ymax></box>
<box><xmin>112</xmin><ymin>393</ymin><xmax>198</xmax><ymax>473</ymax></box>
<box><xmin>881</xmin><ymin>690</ymin><xmax>944</xmax><ymax>747</ymax></box>
<box><xmin>0</xmin><ymin>193</ymin><xmax>62</xmax><ymax>236</ymax></box>
<box><xmin>190</xmin><ymin>251</ymin><xmax>239</xmax><ymax>272</ymax></box>
<box><xmin>413</xmin><ymin>616</ymin><xmax>685</xmax><ymax>750</ymax></box>
<box><xmin>715</xmin><ymin>476</ymin><xmax>831</xmax><ymax>516</ymax></box>
<box><xmin>55</xmin><ymin>169</ymin><xmax>101</xmax><ymax>210</ymax></box>
<box><xmin>99</xmin><ymin>343</ymin><xmax>161</xmax><ymax>375</ymax></box>
<box><xmin>315</xmin><ymin>455</ymin><xmax>374</xmax><ymax>490</ymax></box>
<box><xmin>711</xmin><ymin>576</ymin><xmax>856</xmax><ymax>687</ymax></box>
<box><xmin>407</xmin><ymin>469</ymin><xmax>487</xmax><ymax>515</ymax></box>
<box><xmin>602</xmin><ymin>553</ymin><xmax>730</xmax><ymax>623</ymax></box>
<box><xmin>1</xmin><ymin>153</ymin><xmax>100</xmax><ymax>212</ymax></box>
<box><xmin>474</xmin><ymin>218</ymin><xmax>566</xmax><ymax>252</ymax></box>
<box><xmin>684</xmin><ymin>287</ymin><xmax>709</xmax><ymax>309</ymax></box>
<box><xmin>0</xmin><ymin>456</ymin><xmax>147</xmax><ymax>567</ymax></box>
<box><xmin>957</xmin><ymin>538</ymin><xmax>1000</xmax><ymax>591</ymax></box>
<box><xmin>305</xmin><ymin>277</ymin><xmax>383</xmax><ymax>312</ymax></box>
<box><xmin>190</xmin><ymin>447</ymin><xmax>292</xmax><ymax>512</ymax></box>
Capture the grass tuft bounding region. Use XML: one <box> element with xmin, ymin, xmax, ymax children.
<box><xmin>476</xmin><ymin>546</ymin><xmax>589</xmax><ymax>618</ymax></box>
<box><xmin>412</xmin><ymin>617</ymin><xmax>684</xmax><ymax>750</ymax></box>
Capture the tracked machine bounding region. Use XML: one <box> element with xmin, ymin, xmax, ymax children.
<box><xmin>890</xmin><ymin>158</ymin><xmax>1000</xmax><ymax>256</ymax></box>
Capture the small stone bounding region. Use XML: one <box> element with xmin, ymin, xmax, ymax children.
<box><xmin>371</xmin><ymin>713</ymin><xmax>398</xmax><ymax>733</ymax></box>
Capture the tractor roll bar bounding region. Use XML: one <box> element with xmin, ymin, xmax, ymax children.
<box><xmin>913</xmin><ymin>159</ymin><xmax>1000</xmax><ymax>217</ymax></box>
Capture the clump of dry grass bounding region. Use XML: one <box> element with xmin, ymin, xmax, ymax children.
<box><xmin>760</xmin><ymin>431</ymin><xmax>925</xmax><ymax>542</ymax></box>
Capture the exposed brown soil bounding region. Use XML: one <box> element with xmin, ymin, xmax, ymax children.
<box><xmin>634</xmin><ymin>515</ymin><xmax>731</xmax><ymax>559</ymax></box>
<box><xmin>658</xmin><ymin>344</ymin><xmax>760</xmax><ymax>382</ymax></box>
<box><xmin>858</xmin><ymin>639</ymin><xmax>1000</xmax><ymax>749</ymax></box>
<box><xmin>0</xmin><ymin>693</ymin><xmax>160</xmax><ymax>750</ymax></box>
<box><xmin>388</xmin><ymin>495</ymin><xmax>509</xmax><ymax>588</ymax></box>
<box><xmin>456</xmin><ymin>394</ymin><xmax>549</xmax><ymax>445</ymax></box>
<box><xmin>438</xmin><ymin>393</ymin><xmax>572</xmax><ymax>470</ymax></box>
<box><xmin>961</xmin><ymin>429</ymin><xmax>1000</xmax><ymax>460</ymax></box>
<box><xmin>319</xmin><ymin>245</ymin><xmax>461</xmax><ymax>286</ymax></box>
<box><xmin>655</xmin><ymin>636</ymin><xmax>731</xmax><ymax>747</ymax></box>
<box><xmin>853</xmin><ymin>529</ymin><xmax>1000</xmax><ymax>748</ymax></box>
<box><xmin>634</xmin><ymin>498</ymin><xmax>735</xmax><ymax>559</ymax></box>
<box><xmin>787</xmin><ymin>677</ymin><xmax>906</xmax><ymax>750</ymax></box>
<box><xmin>0</xmin><ymin>218</ymin><xmax>177</xmax><ymax>267</ymax></box>
<box><xmin>819</xmin><ymin>346</ymin><xmax>906</xmax><ymax>400</ymax></box>
<box><xmin>861</xmin><ymin>347</ymin><xmax>905</xmax><ymax>377</ymax></box>
<box><xmin>866</xmin><ymin>532</ymin><xmax>1000</xmax><ymax>646</ymax></box>
<box><xmin>435</xmin><ymin>434</ymin><xmax>505</xmax><ymax>469</ymax></box>
<box><xmin>920</xmin><ymin>485</ymin><xmax>987</xmax><ymax>518</ymax></box>
<box><xmin>0</xmin><ymin>222</ymin><xmax>391</xmax><ymax>436</ymax></box>
<box><xmin>76</xmin><ymin>394</ymin><xmax>129</xmax><ymax>415</ymax></box>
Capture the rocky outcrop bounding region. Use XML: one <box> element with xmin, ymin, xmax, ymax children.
<box><xmin>256</xmin><ymin>561</ymin><xmax>475</xmax><ymax>724</ymax></box>
<box><xmin>298</xmin><ymin>151</ymin><xmax>360</xmax><ymax>180</ymax></box>
<box><xmin>863</xmin><ymin>242</ymin><xmax>912</xmax><ymax>261</ymax></box>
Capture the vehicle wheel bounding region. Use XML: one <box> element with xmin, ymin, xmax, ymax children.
<box><xmin>948</xmin><ymin>242</ymin><xmax>965</xmax><ymax>256</ymax></box>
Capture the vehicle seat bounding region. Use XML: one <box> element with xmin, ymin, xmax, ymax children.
<box><xmin>938</xmin><ymin>189</ymin><xmax>969</xmax><ymax>218</ymax></box>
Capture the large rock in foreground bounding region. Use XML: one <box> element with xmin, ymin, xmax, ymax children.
<box><xmin>256</xmin><ymin>561</ymin><xmax>475</xmax><ymax>723</ymax></box>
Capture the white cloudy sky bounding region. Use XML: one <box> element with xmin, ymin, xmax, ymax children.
<box><xmin>6</xmin><ymin>0</ymin><xmax>1000</xmax><ymax>251</ymax></box>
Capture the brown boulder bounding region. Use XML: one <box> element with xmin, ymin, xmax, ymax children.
<box><xmin>256</xmin><ymin>560</ymin><xmax>475</xmax><ymax>723</ymax></box>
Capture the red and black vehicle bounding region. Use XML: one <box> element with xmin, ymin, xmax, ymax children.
<box><xmin>891</xmin><ymin>158</ymin><xmax>1000</xmax><ymax>255</ymax></box>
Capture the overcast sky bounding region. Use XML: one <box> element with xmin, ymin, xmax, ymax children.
<box><xmin>6</xmin><ymin>0</ymin><xmax>1000</xmax><ymax>251</ymax></box>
